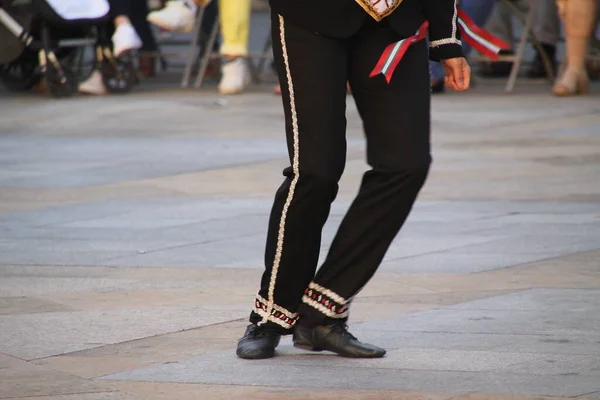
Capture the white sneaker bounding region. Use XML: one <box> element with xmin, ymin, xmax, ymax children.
<box><xmin>112</xmin><ymin>23</ymin><xmax>142</xmax><ymax>58</ymax></box>
<box><xmin>218</xmin><ymin>58</ymin><xmax>250</xmax><ymax>95</ymax></box>
<box><xmin>78</xmin><ymin>70</ymin><xmax>108</xmax><ymax>95</ymax></box>
<box><xmin>147</xmin><ymin>1</ymin><xmax>195</xmax><ymax>33</ymax></box>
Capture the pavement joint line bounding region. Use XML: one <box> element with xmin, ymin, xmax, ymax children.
<box><xmin>578</xmin><ymin>392</ymin><xmax>600</xmax><ymax>398</ymax></box>
<box><xmin>384</xmin><ymin>237</ymin><xmax>506</xmax><ymax>263</ymax></box>
<box><xmin>465</xmin><ymin>250</ymin><xmax>600</xmax><ymax>276</ymax></box>
<box><xmin>386</xmin><ymin>248</ymin><xmax>600</xmax><ymax>280</ymax></box>
<box><xmin>101</xmin><ymin>232</ymin><xmax>264</xmax><ymax>262</ymax></box>
<box><xmin>0</xmin><ymin>390</ymin><xmax>119</xmax><ymax>400</ymax></box>
<box><xmin>0</xmin><ymin>352</ymin><xmax>30</xmax><ymax>364</ymax></box>
<box><xmin>357</xmin><ymin>288</ymin><xmax>518</xmax><ymax>300</ymax></box>
<box><xmin>474</xmin><ymin>108</ymin><xmax>600</xmax><ymax>131</ymax></box>
<box><xmin>30</xmin><ymin>318</ymin><xmax>248</xmax><ymax>362</ymax></box>
<box><xmin>381</xmin><ymin>330</ymin><xmax>556</xmax><ymax>337</ymax></box>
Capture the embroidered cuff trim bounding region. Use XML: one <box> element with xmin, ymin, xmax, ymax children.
<box><xmin>302</xmin><ymin>296</ymin><xmax>349</xmax><ymax>318</ymax></box>
<box><xmin>254</xmin><ymin>296</ymin><xmax>298</xmax><ymax>329</ymax></box>
<box><xmin>308</xmin><ymin>282</ymin><xmax>347</xmax><ymax>304</ymax></box>
<box><xmin>256</xmin><ymin>294</ymin><xmax>298</xmax><ymax>318</ymax></box>
<box><xmin>302</xmin><ymin>283</ymin><xmax>350</xmax><ymax>319</ymax></box>
<box><xmin>429</xmin><ymin>38</ymin><xmax>462</xmax><ymax>48</ymax></box>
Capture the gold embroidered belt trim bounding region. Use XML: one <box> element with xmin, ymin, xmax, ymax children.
<box><xmin>354</xmin><ymin>0</ymin><xmax>404</xmax><ymax>21</ymax></box>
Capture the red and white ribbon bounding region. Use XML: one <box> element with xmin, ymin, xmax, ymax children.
<box><xmin>370</xmin><ymin>10</ymin><xmax>511</xmax><ymax>83</ymax></box>
<box><xmin>456</xmin><ymin>9</ymin><xmax>510</xmax><ymax>61</ymax></box>
<box><xmin>369</xmin><ymin>21</ymin><xmax>429</xmax><ymax>83</ymax></box>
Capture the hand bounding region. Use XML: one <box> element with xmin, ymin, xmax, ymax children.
<box><xmin>441</xmin><ymin>57</ymin><xmax>471</xmax><ymax>91</ymax></box>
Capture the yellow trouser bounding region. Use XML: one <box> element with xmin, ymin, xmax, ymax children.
<box><xmin>218</xmin><ymin>0</ymin><xmax>251</xmax><ymax>56</ymax></box>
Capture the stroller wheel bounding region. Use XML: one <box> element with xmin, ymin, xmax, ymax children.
<box><xmin>46</xmin><ymin>64</ymin><xmax>77</xmax><ymax>98</ymax></box>
<box><xmin>101</xmin><ymin>55</ymin><xmax>136</xmax><ymax>94</ymax></box>
<box><xmin>0</xmin><ymin>59</ymin><xmax>41</xmax><ymax>92</ymax></box>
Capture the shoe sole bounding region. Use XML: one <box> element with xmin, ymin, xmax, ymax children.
<box><xmin>293</xmin><ymin>326</ymin><xmax>386</xmax><ymax>358</ymax></box>
<box><xmin>293</xmin><ymin>342</ymin><xmax>323</xmax><ymax>352</ymax></box>
<box><xmin>293</xmin><ymin>341</ymin><xmax>385</xmax><ymax>358</ymax></box>
<box><xmin>236</xmin><ymin>348</ymin><xmax>276</xmax><ymax>360</ymax></box>
<box><xmin>147</xmin><ymin>16</ymin><xmax>193</xmax><ymax>33</ymax></box>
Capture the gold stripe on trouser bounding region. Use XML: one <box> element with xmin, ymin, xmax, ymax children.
<box><xmin>260</xmin><ymin>14</ymin><xmax>301</xmax><ymax>326</ymax></box>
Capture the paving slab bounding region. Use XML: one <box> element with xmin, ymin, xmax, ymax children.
<box><xmin>0</xmin><ymin>305</ymin><xmax>248</xmax><ymax>360</ymax></box>
<box><xmin>449</xmin><ymin>288</ymin><xmax>600</xmax><ymax>312</ymax></box>
<box><xmin>103</xmin><ymin>381</ymin><xmax>458</xmax><ymax>400</ymax></box>
<box><xmin>0</xmin><ymin>137</ymin><xmax>288</xmax><ymax>188</ymax></box>
<box><xmin>451</xmin><ymin>396</ymin><xmax>595</xmax><ymax>400</ymax></box>
<box><xmin>368</xmin><ymin>307</ymin><xmax>600</xmax><ymax>337</ymax></box>
<box><xmin>1</xmin><ymin>55</ymin><xmax>600</xmax><ymax>400</ymax></box>
<box><xmin>0</xmin><ymin>354</ymin><xmax>108</xmax><ymax>399</ymax></box>
<box><xmin>0</xmin><ymin>296</ymin><xmax>75</xmax><ymax>315</ymax></box>
<box><xmin>0</xmin><ymin>393</ymin><xmax>136</xmax><ymax>400</ymax></box>
<box><xmin>100</xmin><ymin>348</ymin><xmax>600</xmax><ymax>397</ymax></box>
<box><xmin>379</xmin><ymin>252</ymin><xmax>568</xmax><ymax>273</ymax></box>
<box><xmin>100</xmin><ymin>289</ymin><xmax>600</xmax><ymax>397</ymax></box>
<box><xmin>263</xmin><ymin>347</ymin><xmax>545</xmax><ymax>372</ymax></box>
<box><xmin>0</xmin><ymin>266</ymin><xmax>263</xmax><ymax>297</ymax></box>
<box><xmin>1</xmin><ymin>198</ymin><xmax>597</xmax><ymax>269</ymax></box>
<box><xmin>490</xmin><ymin>335</ymin><xmax>600</xmax><ymax>356</ymax></box>
<box><xmin>499</xmin><ymin>353</ymin><xmax>600</xmax><ymax>376</ymax></box>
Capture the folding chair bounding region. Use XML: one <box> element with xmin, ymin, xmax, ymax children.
<box><xmin>180</xmin><ymin>4</ymin><xmax>214</xmax><ymax>88</ymax></box>
<box><xmin>471</xmin><ymin>0</ymin><xmax>555</xmax><ymax>92</ymax></box>
<box><xmin>247</xmin><ymin>28</ymin><xmax>273</xmax><ymax>84</ymax></box>
<box><xmin>501</xmin><ymin>0</ymin><xmax>555</xmax><ymax>92</ymax></box>
<box><xmin>180</xmin><ymin>5</ymin><xmax>273</xmax><ymax>89</ymax></box>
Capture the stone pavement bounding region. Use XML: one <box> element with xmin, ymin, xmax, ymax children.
<box><xmin>1</xmin><ymin>75</ymin><xmax>600</xmax><ymax>400</ymax></box>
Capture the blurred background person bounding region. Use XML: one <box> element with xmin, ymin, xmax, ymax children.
<box><xmin>129</xmin><ymin>0</ymin><xmax>161</xmax><ymax>78</ymax></box>
<box><xmin>79</xmin><ymin>0</ymin><xmax>142</xmax><ymax>95</ymax></box>
<box><xmin>147</xmin><ymin>0</ymin><xmax>251</xmax><ymax>94</ymax></box>
<box><xmin>479</xmin><ymin>0</ymin><xmax>561</xmax><ymax>79</ymax></box>
<box><xmin>553</xmin><ymin>0</ymin><xmax>598</xmax><ymax>95</ymax></box>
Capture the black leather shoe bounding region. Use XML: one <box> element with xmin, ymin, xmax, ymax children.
<box><xmin>478</xmin><ymin>50</ymin><xmax>514</xmax><ymax>78</ymax></box>
<box><xmin>293</xmin><ymin>322</ymin><xmax>386</xmax><ymax>358</ymax></box>
<box><xmin>527</xmin><ymin>44</ymin><xmax>557</xmax><ymax>79</ymax></box>
<box><xmin>236</xmin><ymin>324</ymin><xmax>281</xmax><ymax>359</ymax></box>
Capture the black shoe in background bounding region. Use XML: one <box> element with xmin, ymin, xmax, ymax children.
<box><xmin>478</xmin><ymin>49</ymin><xmax>514</xmax><ymax>77</ymax></box>
<box><xmin>293</xmin><ymin>322</ymin><xmax>386</xmax><ymax>358</ymax></box>
<box><xmin>236</xmin><ymin>324</ymin><xmax>281</xmax><ymax>359</ymax></box>
<box><xmin>527</xmin><ymin>44</ymin><xmax>557</xmax><ymax>79</ymax></box>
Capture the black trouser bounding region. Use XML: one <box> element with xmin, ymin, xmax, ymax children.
<box><xmin>128</xmin><ymin>0</ymin><xmax>159</xmax><ymax>52</ymax></box>
<box><xmin>106</xmin><ymin>0</ymin><xmax>129</xmax><ymax>18</ymax></box>
<box><xmin>249</xmin><ymin>13</ymin><xmax>431</xmax><ymax>334</ymax></box>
